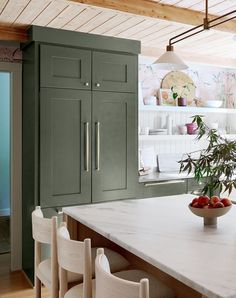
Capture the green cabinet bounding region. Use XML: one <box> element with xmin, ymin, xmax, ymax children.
<box><xmin>40</xmin><ymin>44</ymin><xmax>91</xmax><ymax>90</ymax></box>
<box><xmin>22</xmin><ymin>26</ymin><xmax>140</xmax><ymax>281</ymax></box>
<box><xmin>92</xmin><ymin>92</ymin><xmax>137</xmax><ymax>202</ymax></box>
<box><xmin>92</xmin><ymin>52</ymin><xmax>136</xmax><ymax>92</ymax></box>
<box><xmin>40</xmin><ymin>45</ymin><xmax>137</xmax><ymax>93</ymax></box>
<box><xmin>39</xmin><ymin>89</ymin><xmax>137</xmax><ymax>206</ymax></box>
<box><xmin>138</xmin><ymin>180</ymin><xmax>187</xmax><ymax>198</ymax></box>
<box><xmin>40</xmin><ymin>88</ymin><xmax>91</xmax><ymax>207</ymax></box>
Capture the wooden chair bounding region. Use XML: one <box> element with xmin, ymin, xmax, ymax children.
<box><xmin>57</xmin><ymin>223</ymin><xmax>93</xmax><ymax>298</ymax></box>
<box><xmin>57</xmin><ymin>223</ymin><xmax>131</xmax><ymax>298</ymax></box>
<box><xmin>32</xmin><ymin>207</ymin><xmax>89</xmax><ymax>298</ymax></box>
<box><xmin>32</xmin><ymin>206</ymin><xmax>59</xmax><ymax>298</ymax></box>
<box><xmin>95</xmin><ymin>248</ymin><xmax>176</xmax><ymax>298</ymax></box>
<box><xmin>32</xmin><ymin>208</ymin><xmax>129</xmax><ymax>298</ymax></box>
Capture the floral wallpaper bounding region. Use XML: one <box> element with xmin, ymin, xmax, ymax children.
<box><xmin>0</xmin><ymin>46</ymin><xmax>22</xmax><ymax>63</ymax></box>
<box><xmin>139</xmin><ymin>62</ymin><xmax>236</xmax><ymax>108</ymax></box>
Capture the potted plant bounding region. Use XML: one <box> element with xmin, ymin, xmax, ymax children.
<box><xmin>171</xmin><ymin>84</ymin><xmax>194</xmax><ymax>106</ymax></box>
<box><xmin>179</xmin><ymin>115</ymin><xmax>236</xmax><ymax>197</ymax></box>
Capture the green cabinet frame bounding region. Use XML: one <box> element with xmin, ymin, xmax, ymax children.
<box><xmin>40</xmin><ymin>44</ymin><xmax>91</xmax><ymax>90</ymax></box>
<box><xmin>40</xmin><ymin>88</ymin><xmax>92</xmax><ymax>207</ymax></box>
<box><xmin>22</xmin><ymin>26</ymin><xmax>140</xmax><ymax>281</ymax></box>
<box><xmin>92</xmin><ymin>51</ymin><xmax>137</xmax><ymax>92</ymax></box>
<box><xmin>92</xmin><ymin>91</ymin><xmax>137</xmax><ymax>202</ymax></box>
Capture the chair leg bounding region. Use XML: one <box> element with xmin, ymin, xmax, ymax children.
<box><xmin>52</xmin><ymin>283</ymin><xmax>59</xmax><ymax>298</ymax></box>
<box><xmin>35</xmin><ymin>276</ymin><xmax>41</xmax><ymax>298</ymax></box>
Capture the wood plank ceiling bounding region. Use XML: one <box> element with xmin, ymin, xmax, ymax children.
<box><xmin>0</xmin><ymin>0</ymin><xmax>236</xmax><ymax>65</ymax></box>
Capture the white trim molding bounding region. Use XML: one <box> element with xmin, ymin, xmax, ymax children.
<box><xmin>0</xmin><ymin>62</ymin><xmax>22</xmax><ymax>271</ymax></box>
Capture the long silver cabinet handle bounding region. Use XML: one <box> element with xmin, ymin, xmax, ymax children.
<box><xmin>95</xmin><ymin>122</ymin><xmax>100</xmax><ymax>171</ymax></box>
<box><xmin>84</xmin><ymin>122</ymin><xmax>89</xmax><ymax>172</ymax></box>
<box><xmin>144</xmin><ymin>180</ymin><xmax>185</xmax><ymax>187</ymax></box>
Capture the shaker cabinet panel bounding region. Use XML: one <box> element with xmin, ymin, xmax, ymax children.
<box><xmin>142</xmin><ymin>180</ymin><xmax>187</xmax><ymax>198</ymax></box>
<box><xmin>40</xmin><ymin>44</ymin><xmax>91</xmax><ymax>90</ymax></box>
<box><xmin>40</xmin><ymin>88</ymin><xmax>91</xmax><ymax>207</ymax></box>
<box><xmin>92</xmin><ymin>52</ymin><xmax>136</xmax><ymax>92</ymax></box>
<box><xmin>92</xmin><ymin>91</ymin><xmax>137</xmax><ymax>202</ymax></box>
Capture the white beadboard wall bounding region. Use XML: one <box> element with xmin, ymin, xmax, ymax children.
<box><xmin>139</xmin><ymin>110</ymin><xmax>228</xmax><ymax>155</ymax></box>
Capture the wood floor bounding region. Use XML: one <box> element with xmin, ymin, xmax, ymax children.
<box><xmin>0</xmin><ymin>216</ymin><xmax>10</xmax><ymax>254</ymax></box>
<box><xmin>0</xmin><ymin>254</ymin><xmax>50</xmax><ymax>298</ymax></box>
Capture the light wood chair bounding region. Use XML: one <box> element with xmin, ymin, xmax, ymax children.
<box><xmin>95</xmin><ymin>248</ymin><xmax>176</xmax><ymax>298</ymax></box>
<box><xmin>57</xmin><ymin>223</ymin><xmax>131</xmax><ymax>298</ymax></box>
<box><xmin>32</xmin><ymin>207</ymin><xmax>85</xmax><ymax>298</ymax></box>
<box><xmin>32</xmin><ymin>206</ymin><xmax>59</xmax><ymax>298</ymax></box>
<box><xmin>57</xmin><ymin>223</ymin><xmax>94</xmax><ymax>298</ymax></box>
<box><xmin>32</xmin><ymin>207</ymin><xmax>129</xmax><ymax>298</ymax></box>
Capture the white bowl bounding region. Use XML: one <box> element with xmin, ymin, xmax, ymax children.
<box><xmin>189</xmin><ymin>204</ymin><xmax>232</xmax><ymax>225</ymax></box>
<box><xmin>204</xmin><ymin>100</ymin><xmax>223</xmax><ymax>108</ymax></box>
<box><xmin>189</xmin><ymin>204</ymin><xmax>232</xmax><ymax>218</ymax></box>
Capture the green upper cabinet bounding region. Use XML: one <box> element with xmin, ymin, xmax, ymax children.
<box><xmin>40</xmin><ymin>88</ymin><xmax>92</xmax><ymax>207</ymax></box>
<box><xmin>92</xmin><ymin>51</ymin><xmax>137</xmax><ymax>93</ymax></box>
<box><xmin>40</xmin><ymin>44</ymin><xmax>91</xmax><ymax>90</ymax></box>
<box><xmin>92</xmin><ymin>91</ymin><xmax>137</xmax><ymax>203</ymax></box>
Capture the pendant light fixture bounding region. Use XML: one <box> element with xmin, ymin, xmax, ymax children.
<box><xmin>154</xmin><ymin>45</ymin><xmax>188</xmax><ymax>70</ymax></box>
<box><xmin>153</xmin><ymin>0</ymin><xmax>236</xmax><ymax>70</ymax></box>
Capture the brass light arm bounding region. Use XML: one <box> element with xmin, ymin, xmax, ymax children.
<box><xmin>169</xmin><ymin>24</ymin><xmax>203</xmax><ymax>46</ymax></box>
<box><xmin>169</xmin><ymin>28</ymin><xmax>205</xmax><ymax>46</ymax></box>
<box><xmin>168</xmin><ymin>0</ymin><xmax>236</xmax><ymax>47</ymax></box>
<box><xmin>154</xmin><ymin>0</ymin><xmax>236</xmax><ymax>70</ymax></box>
<box><xmin>208</xmin><ymin>9</ymin><xmax>236</xmax><ymax>24</ymax></box>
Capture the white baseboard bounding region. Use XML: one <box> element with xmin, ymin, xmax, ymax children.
<box><xmin>0</xmin><ymin>208</ymin><xmax>10</xmax><ymax>217</ymax></box>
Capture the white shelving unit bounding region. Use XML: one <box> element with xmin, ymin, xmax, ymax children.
<box><xmin>139</xmin><ymin>134</ymin><xmax>236</xmax><ymax>141</ymax></box>
<box><xmin>139</xmin><ymin>103</ymin><xmax>236</xmax><ymax>156</ymax></box>
<box><xmin>139</xmin><ymin>105</ymin><xmax>236</xmax><ymax>114</ymax></box>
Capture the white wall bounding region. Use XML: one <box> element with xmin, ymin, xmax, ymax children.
<box><xmin>139</xmin><ymin>56</ymin><xmax>236</xmax><ymax>170</ymax></box>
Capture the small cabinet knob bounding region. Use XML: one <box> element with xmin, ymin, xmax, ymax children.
<box><xmin>84</xmin><ymin>82</ymin><xmax>89</xmax><ymax>87</ymax></box>
<box><xmin>95</xmin><ymin>83</ymin><xmax>101</xmax><ymax>87</ymax></box>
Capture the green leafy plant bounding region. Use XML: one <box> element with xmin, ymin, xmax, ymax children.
<box><xmin>179</xmin><ymin>115</ymin><xmax>236</xmax><ymax>197</ymax></box>
<box><xmin>171</xmin><ymin>83</ymin><xmax>193</xmax><ymax>100</ymax></box>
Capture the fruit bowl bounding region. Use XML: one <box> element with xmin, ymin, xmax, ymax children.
<box><xmin>189</xmin><ymin>205</ymin><xmax>232</xmax><ymax>225</ymax></box>
<box><xmin>189</xmin><ymin>196</ymin><xmax>232</xmax><ymax>226</ymax></box>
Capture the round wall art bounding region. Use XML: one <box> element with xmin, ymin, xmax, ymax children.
<box><xmin>161</xmin><ymin>71</ymin><xmax>196</xmax><ymax>105</ymax></box>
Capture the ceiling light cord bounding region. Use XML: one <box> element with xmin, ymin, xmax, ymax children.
<box><xmin>204</xmin><ymin>0</ymin><xmax>209</xmax><ymax>29</ymax></box>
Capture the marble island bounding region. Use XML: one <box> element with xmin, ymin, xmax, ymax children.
<box><xmin>63</xmin><ymin>195</ymin><xmax>236</xmax><ymax>298</ymax></box>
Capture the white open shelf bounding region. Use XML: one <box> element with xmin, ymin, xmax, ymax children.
<box><xmin>139</xmin><ymin>134</ymin><xmax>236</xmax><ymax>141</ymax></box>
<box><xmin>139</xmin><ymin>105</ymin><xmax>236</xmax><ymax>114</ymax></box>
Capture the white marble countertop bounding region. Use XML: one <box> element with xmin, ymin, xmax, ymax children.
<box><xmin>63</xmin><ymin>195</ymin><xmax>236</xmax><ymax>298</ymax></box>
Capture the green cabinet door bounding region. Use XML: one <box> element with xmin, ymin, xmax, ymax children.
<box><xmin>141</xmin><ymin>180</ymin><xmax>187</xmax><ymax>198</ymax></box>
<box><xmin>40</xmin><ymin>44</ymin><xmax>91</xmax><ymax>90</ymax></box>
<box><xmin>92</xmin><ymin>51</ymin><xmax>137</xmax><ymax>92</ymax></box>
<box><xmin>40</xmin><ymin>88</ymin><xmax>91</xmax><ymax>207</ymax></box>
<box><xmin>92</xmin><ymin>91</ymin><xmax>137</xmax><ymax>202</ymax></box>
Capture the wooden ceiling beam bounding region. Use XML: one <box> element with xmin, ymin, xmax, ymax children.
<box><xmin>67</xmin><ymin>0</ymin><xmax>236</xmax><ymax>34</ymax></box>
<box><xmin>0</xmin><ymin>26</ymin><xmax>28</xmax><ymax>42</ymax></box>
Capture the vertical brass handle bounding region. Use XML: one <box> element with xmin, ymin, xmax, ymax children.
<box><xmin>95</xmin><ymin>122</ymin><xmax>100</xmax><ymax>170</ymax></box>
<box><xmin>84</xmin><ymin>122</ymin><xmax>89</xmax><ymax>171</ymax></box>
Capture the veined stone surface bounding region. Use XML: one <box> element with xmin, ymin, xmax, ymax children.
<box><xmin>64</xmin><ymin>195</ymin><xmax>236</xmax><ymax>298</ymax></box>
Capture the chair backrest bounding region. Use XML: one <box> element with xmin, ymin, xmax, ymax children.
<box><xmin>31</xmin><ymin>206</ymin><xmax>58</xmax><ymax>296</ymax></box>
<box><xmin>32</xmin><ymin>206</ymin><xmax>55</xmax><ymax>244</ymax></box>
<box><xmin>57</xmin><ymin>223</ymin><xmax>92</xmax><ymax>298</ymax></box>
<box><xmin>95</xmin><ymin>248</ymin><xmax>149</xmax><ymax>298</ymax></box>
